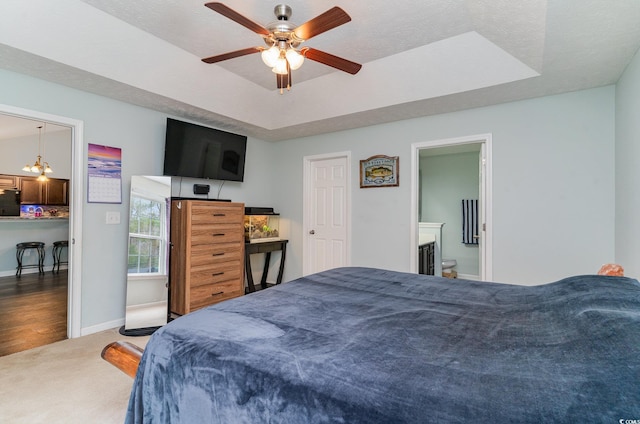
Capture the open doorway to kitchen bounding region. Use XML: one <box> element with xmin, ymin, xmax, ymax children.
<box><xmin>0</xmin><ymin>103</ymin><xmax>84</xmax><ymax>355</ymax></box>
<box><xmin>410</xmin><ymin>134</ymin><xmax>492</xmax><ymax>281</ymax></box>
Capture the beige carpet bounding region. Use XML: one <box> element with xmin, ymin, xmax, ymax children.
<box><xmin>0</xmin><ymin>328</ymin><xmax>150</xmax><ymax>424</ymax></box>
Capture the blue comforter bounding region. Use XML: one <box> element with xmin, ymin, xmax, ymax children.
<box><xmin>126</xmin><ymin>267</ymin><xmax>640</xmax><ymax>423</ymax></box>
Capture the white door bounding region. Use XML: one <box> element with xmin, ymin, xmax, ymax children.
<box><xmin>303</xmin><ymin>153</ymin><xmax>350</xmax><ymax>275</ymax></box>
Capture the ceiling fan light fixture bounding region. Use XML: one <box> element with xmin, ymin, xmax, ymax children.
<box><xmin>261</xmin><ymin>45</ymin><xmax>280</xmax><ymax>67</ymax></box>
<box><xmin>272</xmin><ymin>57</ymin><xmax>289</xmax><ymax>75</ymax></box>
<box><xmin>285</xmin><ymin>48</ymin><xmax>304</xmax><ymax>70</ymax></box>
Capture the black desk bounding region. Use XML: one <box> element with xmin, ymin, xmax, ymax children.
<box><xmin>245</xmin><ymin>239</ymin><xmax>288</xmax><ymax>293</ymax></box>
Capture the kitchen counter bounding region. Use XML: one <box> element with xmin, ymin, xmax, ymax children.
<box><xmin>0</xmin><ymin>216</ymin><xmax>69</xmax><ymax>221</ymax></box>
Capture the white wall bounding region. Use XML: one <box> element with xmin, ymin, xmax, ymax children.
<box><xmin>0</xmin><ymin>68</ymin><xmax>276</xmax><ymax>332</ymax></box>
<box><xmin>615</xmin><ymin>47</ymin><xmax>640</xmax><ymax>279</ymax></box>
<box><xmin>0</xmin><ymin>130</ymin><xmax>72</xmax><ymax>180</ymax></box>
<box><xmin>273</xmin><ymin>86</ymin><xmax>617</xmax><ymax>285</ymax></box>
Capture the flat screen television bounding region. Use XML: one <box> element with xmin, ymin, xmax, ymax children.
<box><xmin>163</xmin><ymin>118</ymin><xmax>247</xmax><ymax>182</ymax></box>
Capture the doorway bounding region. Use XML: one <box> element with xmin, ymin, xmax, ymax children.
<box><xmin>410</xmin><ymin>134</ymin><xmax>492</xmax><ymax>281</ymax></box>
<box><xmin>302</xmin><ymin>152</ymin><xmax>351</xmax><ymax>276</ymax></box>
<box><xmin>0</xmin><ymin>103</ymin><xmax>84</xmax><ymax>339</ymax></box>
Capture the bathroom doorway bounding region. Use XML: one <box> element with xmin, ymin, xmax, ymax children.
<box><xmin>410</xmin><ymin>134</ymin><xmax>492</xmax><ymax>281</ymax></box>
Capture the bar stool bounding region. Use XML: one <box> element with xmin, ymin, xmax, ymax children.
<box><xmin>52</xmin><ymin>240</ymin><xmax>69</xmax><ymax>273</ymax></box>
<box><xmin>16</xmin><ymin>242</ymin><xmax>46</xmax><ymax>277</ymax></box>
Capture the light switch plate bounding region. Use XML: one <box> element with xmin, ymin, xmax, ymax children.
<box><xmin>106</xmin><ymin>211</ymin><xmax>120</xmax><ymax>225</ymax></box>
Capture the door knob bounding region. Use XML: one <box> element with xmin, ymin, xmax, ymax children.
<box><xmin>309</xmin><ymin>230</ymin><xmax>315</xmax><ymax>235</ymax></box>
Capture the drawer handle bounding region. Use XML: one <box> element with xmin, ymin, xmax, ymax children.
<box><xmin>213</xmin><ymin>213</ymin><xmax>226</xmax><ymax>217</ymax></box>
<box><xmin>211</xmin><ymin>291</ymin><xmax>224</xmax><ymax>297</ymax></box>
<box><xmin>212</xmin><ymin>272</ymin><xmax>224</xmax><ymax>276</ymax></box>
<box><xmin>212</xmin><ymin>233</ymin><xmax>226</xmax><ymax>237</ymax></box>
<box><xmin>212</xmin><ymin>252</ymin><xmax>225</xmax><ymax>257</ymax></box>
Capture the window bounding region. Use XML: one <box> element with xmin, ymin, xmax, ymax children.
<box><xmin>128</xmin><ymin>195</ymin><xmax>165</xmax><ymax>274</ymax></box>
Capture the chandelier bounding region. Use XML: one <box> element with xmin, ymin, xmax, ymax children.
<box><xmin>22</xmin><ymin>124</ymin><xmax>53</xmax><ymax>182</ymax></box>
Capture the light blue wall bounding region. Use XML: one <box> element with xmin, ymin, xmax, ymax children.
<box><xmin>0</xmin><ymin>69</ymin><xmax>276</xmax><ymax>331</ymax></box>
<box><xmin>615</xmin><ymin>47</ymin><xmax>640</xmax><ymax>278</ymax></box>
<box><xmin>420</xmin><ymin>152</ymin><xmax>479</xmax><ymax>277</ymax></box>
<box><xmin>0</xmin><ymin>67</ymin><xmax>622</xmax><ymax>333</ymax></box>
<box><xmin>272</xmin><ymin>86</ymin><xmax>617</xmax><ymax>285</ymax></box>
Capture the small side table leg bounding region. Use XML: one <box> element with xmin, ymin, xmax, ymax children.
<box><xmin>260</xmin><ymin>252</ymin><xmax>271</xmax><ymax>290</ymax></box>
<box><xmin>245</xmin><ymin>250</ymin><xmax>256</xmax><ymax>293</ymax></box>
<box><xmin>275</xmin><ymin>243</ymin><xmax>287</xmax><ymax>285</ymax></box>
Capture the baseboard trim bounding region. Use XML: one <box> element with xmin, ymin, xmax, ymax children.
<box><xmin>0</xmin><ymin>266</ymin><xmax>68</xmax><ymax>278</ymax></box>
<box><xmin>80</xmin><ymin>318</ymin><xmax>124</xmax><ymax>337</ymax></box>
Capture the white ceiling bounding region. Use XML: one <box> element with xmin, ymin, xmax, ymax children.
<box><xmin>0</xmin><ymin>115</ymin><xmax>69</xmax><ymax>141</ymax></box>
<box><xmin>1</xmin><ymin>0</ymin><xmax>639</xmax><ymax>141</ymax></box>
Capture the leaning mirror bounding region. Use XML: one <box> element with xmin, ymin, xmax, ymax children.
<box><xmin>120</xmin><ymin>176</ymin><xmax>171</xmax><ymax>336</ymax></box>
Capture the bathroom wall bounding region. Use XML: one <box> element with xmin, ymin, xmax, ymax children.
<box><xmin>418</xmin><ymin>151</ymin><xmax>479</xmax><ymax>276</ymax></box>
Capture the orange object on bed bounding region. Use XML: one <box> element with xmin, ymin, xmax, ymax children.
<box><xmin>597</xmin><ymin>263</ymin><xmax>624</xmax><ymax>276</ymax></box>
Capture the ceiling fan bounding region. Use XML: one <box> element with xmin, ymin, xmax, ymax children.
<box><xmin>201</xmin><ymin>3</ymin><xmax>362</xmax><ymax>93</ymax></box>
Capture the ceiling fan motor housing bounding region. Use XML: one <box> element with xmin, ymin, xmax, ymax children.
<box><xmin>274</xmin><ymin>4</ymin><xmax>292</xmax><ymax>20</ymax></box>
<box><xmin>264</xmin><ymin>4</ymin><xmax>303</xmax><ymax>47</ymax></box>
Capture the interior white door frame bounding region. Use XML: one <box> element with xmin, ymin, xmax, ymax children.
<box><xmin>302</xmin><ymin>151</ymin><xmax>352</xmax><ymax>276</ymax></box>
<box><xmin>0</xmin><ymin>103</ymin><xmax>84</xmax><ymax>338</ymax></box>
<box><xmin>410</xmin><ymin>134</ymin><xmax>493</xmax><ymax>281</ymax></box>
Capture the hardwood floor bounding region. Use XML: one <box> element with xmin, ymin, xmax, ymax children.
<box><xmin>0</xmin><ymin>270</ymin><xmax>67</xmax><ymax>357</ymax></box>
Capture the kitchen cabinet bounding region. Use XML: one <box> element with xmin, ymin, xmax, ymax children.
<box><xmin>44</xmin><ymin>178</ymin><xmax>68</xmax><ymax>205</ymax></box>
<box><xmin>0</xmin><ymin>175</ymin><xmax>18</xmax><ymax>189</ymax></box>
<box><xmin>19</xmin><ymin>178</ymin><xmax>43</xmax><ymax>204</ymax></box>
<box><xmin>7</xmin><ymin>175</ymin><xmax>69</xmax><ymax>205</ymax></box>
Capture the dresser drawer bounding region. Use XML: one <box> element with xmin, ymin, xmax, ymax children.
<box><xmin>190</xmin><ymin>244</ymin><xmax>243</xmax><ymax>267</ymax></box>
<box><xmin>190</xmin><ymin>260</ymin><xmax>243</xmax><ymax>287</ymax></box>
<box><xmin>191</xmin><ymin>204</ymin><xmax>243</xmax><ymax>224</ymax></box>
<box><xmin>190</xmin><ymin>223</ymin><xmax>243</xmax><ymax>245</ymax></box>
<box><xmin>189</xmin><ymin>279</ymin><xmax>244</xmax><ymax>311</ymax></box>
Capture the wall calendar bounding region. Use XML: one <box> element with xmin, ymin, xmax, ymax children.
<box><xmin>87</xmin><ymin>143</ymin><xmax>122</xmax><ymax>203</ymax></box>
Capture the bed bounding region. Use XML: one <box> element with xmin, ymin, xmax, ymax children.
<box><xmin>118</xmin><ymin>267</ymin><xmax>640</xmax><ymax>423</ymax></box>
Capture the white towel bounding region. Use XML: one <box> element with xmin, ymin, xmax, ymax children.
<box><xmin>462</xmin><ymin>199</ymin><xmax>478</xmax><ymax>245</ymax></box>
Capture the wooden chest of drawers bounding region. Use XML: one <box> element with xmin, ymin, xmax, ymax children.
<box><xmin>169</xmin><ymin>200</ymin><xmax>245</xmax><ymax>315</ymax></box>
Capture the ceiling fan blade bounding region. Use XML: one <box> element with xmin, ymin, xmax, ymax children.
<box><xmin>202</xmin><ymin>47</ymin><xmax>262</xmax><ymax>64</ymax></box>
<box><xmin>303</xmin><ymin>48</ymin><xmax>362</xmax><ymax>75</ymax></box>
<box><xmin>204</xmin><ymin>2</ymin><xmax>269</xmax><ymax>36</ymax></box>
<box><xmin>293</xmin><ymin>7</ymin><xmax>351</xmax><ymax>41</ymax></box>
